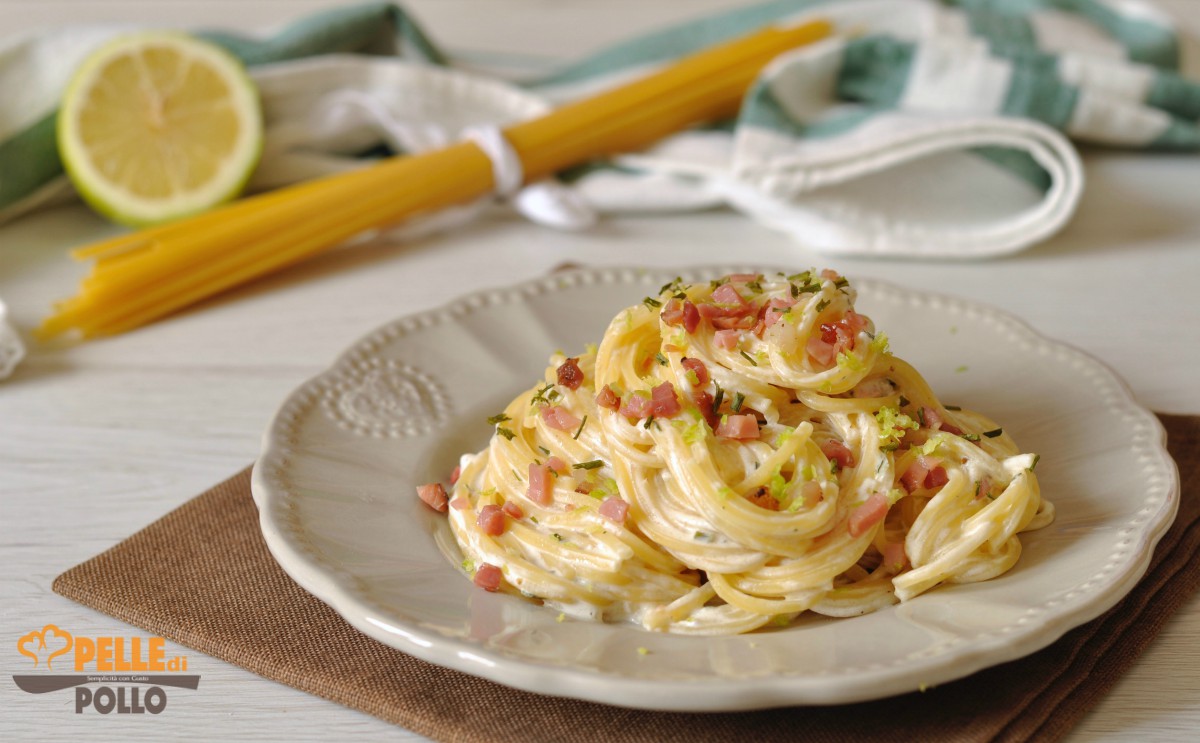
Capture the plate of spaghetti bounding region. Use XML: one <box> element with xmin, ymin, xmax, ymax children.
<box><xmin>252</xmin><ymin>266</ymin><xmax>1177</xmax><ymax>710</ymax></box>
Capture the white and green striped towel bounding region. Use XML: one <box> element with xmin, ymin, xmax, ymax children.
<box><xmin>1</xmin><ymin>0</ymin><xmax>1197</xmax><ymax>261</ymax></box>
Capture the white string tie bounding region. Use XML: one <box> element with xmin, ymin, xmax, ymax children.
<box><xmin>464</xmin><ymin>125</ymin><xmax>524</xmax><ymax>198</ymax></box>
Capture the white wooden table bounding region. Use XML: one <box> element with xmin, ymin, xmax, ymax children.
<box><xmin>2</xmin><ymin>1</ymin><xmax>1198</xmax><ymax>740</ymax></box>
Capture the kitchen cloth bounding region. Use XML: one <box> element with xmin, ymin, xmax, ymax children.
<box><xmin>0</xmin><ymin>297</ymin><xmax>23</xmax><ymax>380</ymax></box>
<box><xmin>52</xmin><ymin>413</ymin><xmax>1199</xmax><ymax>742</ymax></box>
<box><xmin>3</xmin><ymin>1</ymin><xmax>1199</xmax><ymax>258</ymax></box>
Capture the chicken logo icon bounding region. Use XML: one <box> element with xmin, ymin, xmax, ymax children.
<box><xmin>17</xmin><ymin>624</ymin><xmax>73</xmax><ymax>670</ymax></box>
<box><xmin>12</xmin><ymin>623</ymin><xmax>200</xmax><ymax>713</ymax></box>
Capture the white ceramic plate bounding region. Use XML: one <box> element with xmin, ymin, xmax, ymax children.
<box><xmin>251</xmin><ymin>266</ymin><xmax>1178</xmax><ymax>711</ymax></box>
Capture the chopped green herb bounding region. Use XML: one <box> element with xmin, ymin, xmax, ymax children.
<box><xmin>538</xmin><ymin>445</ymin><xmax>551</xmax><ymax>456</ymax></box>
<box><xmin>496</xmin><ymin>426</ymin><xmax>516</xmax><ymax>441</ymax></box>
<box><xmin>944</xmin><ymin>404</ymin><xmax>962</xmax><ymax>411</ymax></box>
<box><xmin>694</xmin><ymin>531</ymin><xmax>715</xmax><ymax>543</ymax></box>
<box><xmin>789</xmin><ymin>283</ymin><xmax>799</xmax><ymax>298</ymax></box>
<box><xmin>982</xmin><ymin>428</ymin><xmax>1004</xmax><ymax>438</ymax></box>
<box><xmin>573</xmin><ymin>415</ymin><xmax>588</xmax><ymax>440</ymax></box>
<box><xmin>834</xmin><ymin>277</ymin><xmax>849</xmax><ymax>289</ymax></box>
<box><xmin>739</xmin><ymin>350</ymin><xmax>758</xmax><ymax>366</ymax></box>
<box><xmin>876</xmin><ymin>406</ymin><xmax>918</xmax><ymax>450</ymax></box>
<box><xmin>551</xmin><ymin>533</ymin><xmax>564</xmax><ymax>541</ymax></box>
<box><xmin>642</xmin><ymin>296</ymin><xmax>662</xmax><ymax>309</ymax></box>
<box><xmin>973</xmin><ymin>481</ymin><xmax>982</xmax><ymax>498</ymax></box>
<box><xmin>530</xmin><ymin>515</ymin><xmax>539</xmax><ymax>523</ymax></box>
<box><xmin>487</xmin><ymin>413</ymin><xmax>511</xmax><ymax>425</ymax></box>
<box><xmin>836</xmin><ymin>351</ymin><xmax>865</xmax><ymax>372</ymax></box>
<box><xmin>712</xmin><ymin>383</ymin><xmax>725</xmax><ymax>412</ymax></box>
<box><xmin>815</xmin><ymin>298</ymin><xmax>830</xmax><ymax>312</ymax></box>
<box><xmin>659</xmin><ymin>276</ymin><xmax>684</xmax><ymax>295</ymax></box>
<box><xmin>799</xmin><ymin>282</ymin><xmax>821</xmax><ymax>294</ymax></box>
<box><xmin>655</xmin><ymin>352</ymin><xmax>668</xmax><ymax>366</ymax></box>
<box><xmin>898</xmin><ymin>395</ymin><xmax>910</xmax><ymax>408</ymax></box>
<box><xmin>962</xmin><ymin>433</ymin><xmax>981</xmax><ymax>442</ymax></box>
<box><xmin>643</xmin><ymin>414</ymin><xmax>657</xmax><ymax>430</ymax></box>
<box><xmin>681</xmin><ymin>418</ymin><xmax>707</xmax><ymax>445</ymax></box>
<box><xmin>768</xmin><ymin>468</ymin><xmax>787</xmax><ymax>501</ymax></box>
<box><xmin>709</xmin><ymin>277</ymin><xmax>728</xmax><ymax>290</ymax></box>
<box><xmin>787</xmin><ymin>270</ymin><xmax>812</xmax><ymax>284</ymax></box>
<box><xmin>590</xmin><ymin>478</ymin><xmax>618</xmax><ymax>499</ymax></box>
<box><xmin>746</xmin><ymin>279</ymin><xmax>763</xmax><ymax>293</ymax></box>
<box><xmin>531</xmin><ymin>382</ymin><xmax>557</xmax><ymax>406</ymax></box>
<box><xmin>918</xmin><ymin>435</ymin><xmax>947</xmax><ymax>456</ymax></box>
<box><xmin>917</xmin><ymin>407</ymin><xmax>926</xmax><ymax>426</ymax></box>
<box><xmin>868</xmin><ymin>331</ymin><xmax>890</xmax><ymax>355</ymax></box>
<box><xmin>830</xmin><ymin>460</ymin><xmax>840</xmax><ymax>474</ymax></box>
<box><xmin>731</xmin><ymin>392</ymin><xmax>745</xmax><ymax>413</ymax></box>
<box><xmin>573</xmin><ymin>459</ymin><xmax>604</xmax><ymax>470</ymax></box>
<box><xmin>1029</xmin><ymin>453</ymin><xmax>1041</xmax><ymax>471</ymax></box>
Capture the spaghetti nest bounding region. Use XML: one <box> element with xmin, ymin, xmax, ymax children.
<box><xmin>444</xmin><ymin>270</ymin><xmax>1053</xmax><ymax>635</ymax></box>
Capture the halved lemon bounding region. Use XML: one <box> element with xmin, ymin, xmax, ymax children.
<box><xmin>58</xmin><ymin>32</ymin><xmax>263</xmax><ymax>227</ymax></box>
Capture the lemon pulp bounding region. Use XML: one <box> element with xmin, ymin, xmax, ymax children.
<box><xmin>58</xmin><ymin>32</ymin><xmax>262</xmax><ymax>226</ymax></box>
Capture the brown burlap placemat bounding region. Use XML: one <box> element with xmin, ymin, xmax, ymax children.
<box><xmin>53</xmin><ymin>414</ymin><xmax>1198</xmax><ymax>743</ymax></box>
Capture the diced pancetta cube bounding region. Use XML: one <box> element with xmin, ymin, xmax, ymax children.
<box><xmin>714</xmin><ymin>329</ymin><xmax>741</xmax><ymax>350</ymax></box>
<box><xmin>477</xmin><ymin>504</ymin><xmax>506</xmax><ymax>536</ymax></box>
<box><xmin>502</xmin><ymin>501</ymin><xmax>524</xmax><ymax>519</ymax></box>
<box><xmin>527</xmin><ymin>462</ymin><xmax>553</xmax><ymax>505</ymax></box>
<box><xmin>650</xmin><ymin>382</ymin><xmax>682</xmax><ymax>418</ymax></box>
<box><xmin>556</xmin><ymin>357</ymin><xmax>584</xmax><ymax>390</ymax></box>
<box><xmin>546</xmin><ymin>456</ymin><xmax>569</xmax><ymax>475</ymax></box>
<box><xmin>541</xmin><ymin>405</ymin><xmax>581</xmax><ymax>431</ymax></box>
<box><xmin>473</xmin><ymin>563</ymin><xmax>503</xmax><ymax>592</ymax></box>
<box><xmin>746</xmin><ymin>487</ymin><xmax>779</xmax><ymax>510</ymax></box>
<box><xmin>716</xmin><ymin>414</ymin><xmax>759</xmax><ymax>440</ymax></box>
<box><xmin>681</xmin><ymin>357</ymin><xmax>709</xmax><ymax>386</ymax></box>
<box><xmin>620</xmin><ymin>391</ymin><xmax>653</xmax><ymax>420</ymax></box>
<box><xmin>882</xmin><ymin>541</ymin><xmax>907</xmax><ymax>572</ymax></box>
<box><xmin>596</xmin><ymin>385</ymin><xmax>621</xmax><ymax>411</ymax></box>
<box><xmin>599</xmin><ymin>496</ymin><xmax>630</xmax><ymax>524</ymax></box>
<box><xmin>711</xmin><ymin>283</ymin><xmax>748</xmax><ymax>307</ymax></box>
<box><xmin>821</xmin><ymin>439</ymin><xmax>856</xmax><ymax>470</ymax></box>
<box><xmin>848</xmin><ymin>493</ymin><xmax>889</xmax><ymax>537</ymax></box>
<box><xmin>763</xmin><ymin>297</ymin><xmax>796</xmax><ymax>329</ymax></box>
<box><xmin>416</xmin><ymin>483</ymin><xmax>448</xmax><ymax>513</ymax></box>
